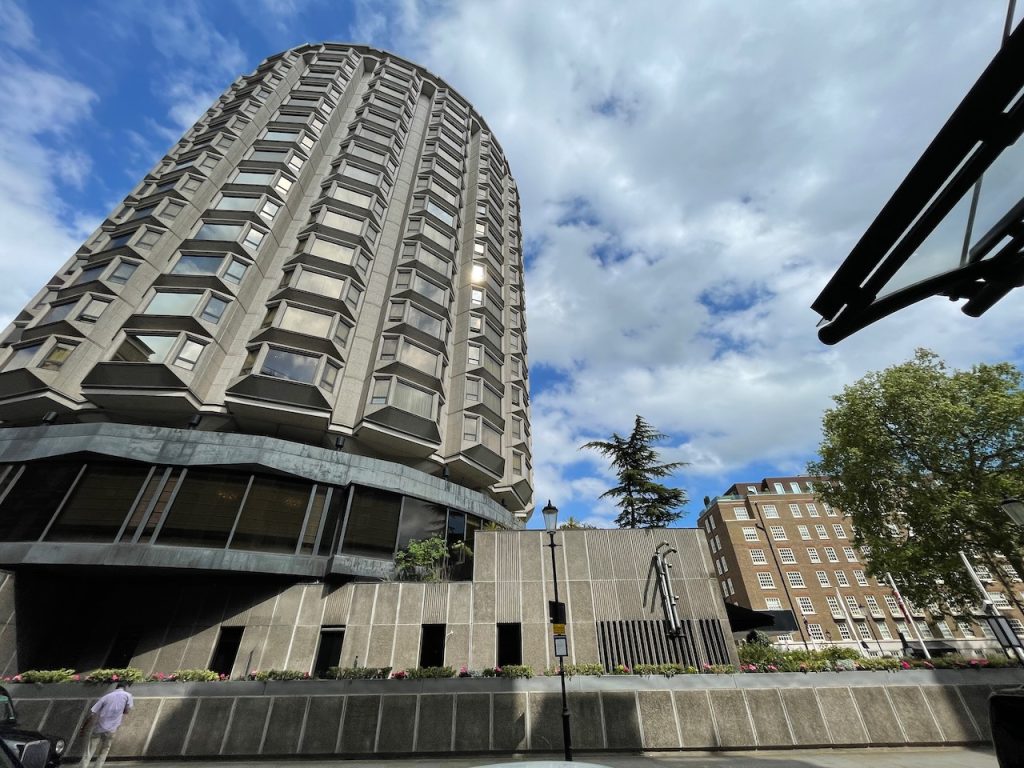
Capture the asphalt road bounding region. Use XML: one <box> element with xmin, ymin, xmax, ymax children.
<box><xmin>106</xmin><ymin>746</ymin><xmax>997</xmax><ymax>768</ymax></box>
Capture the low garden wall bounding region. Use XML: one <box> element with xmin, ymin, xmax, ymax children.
<box><xmin>8</xmin><ymin>668</ymin><xmax>1023</xmax><ymax>758</ymax></box>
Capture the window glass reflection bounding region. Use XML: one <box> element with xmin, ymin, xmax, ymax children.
<box><xmin>46</xmin><ymin>463</ymin><xmax>150</xmax><ymax>543</ymax></box>
<box><xmin>156</xmin><ymin>469</ymin><xmax>248</xmax><ymax>548</ymax></box>
<box><xmin>260</xmin><ymin>347</ymin><xmax>319</xmax><ymax>383</ymax></box>
<box><xmin>230</xmin><ymin>475</ymin><xmax>311</xmax><ymax>553</ymax></box>
<box><xmin>342</xmin><ymin>486</ymin><xmax>401</xmax><ymax>559</ymax></box>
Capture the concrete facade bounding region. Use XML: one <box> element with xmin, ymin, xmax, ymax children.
<box><xmin>0</xmin><ymin>529</ymin><xmax>735</xmax><ymax>677</ymax></box>
<box><xmin>8</xmin><ymin>670</ymin><xmax>1016</xmax><ymax>758</ymax></box>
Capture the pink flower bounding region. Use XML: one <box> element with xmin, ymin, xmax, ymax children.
<box><xmin>111</xmin><ymin>674</ymin><xmax>119</xmax><ymax>681</ymax></box>
<box><xmin>12</xmin><ymin>675</ymin><xmax>22</xmax><ymax>682</ymax></box>
<box><xmin>900</xmin><ymin>660</ymin><xmax>911</xmax><ymax>670</ymax></box>
<box><xmin>922</xmin><ymin>661</ymin><xmax>934</xmax><ymax>669</ymax></box>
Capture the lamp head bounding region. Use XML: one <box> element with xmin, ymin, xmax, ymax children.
<box><xmin>542</xmin><ymin>500</ymin><xmax>558</xmax><ymax>533</ymax></box>
<box><xmin>1001</xmin><ymin>498</ymin><xmax>1024</xmax><ymax>526</ymax></box>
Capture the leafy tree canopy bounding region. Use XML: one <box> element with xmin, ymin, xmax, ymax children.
<box><xmin>559</xmin><ymin>516</ymin><xmax>599</xmax><ymax>530</ymax></box>
<box><xmin>581</xmin><ymin>415</ymin><xmax>688</xmax><ymax>528</ymax></box>
<box><xmin>808</xmin><ymin>349</ymin><xmax>1024</xmax><ymax>612</ymax></box>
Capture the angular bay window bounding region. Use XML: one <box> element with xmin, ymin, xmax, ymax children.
<box><xmin>171</xmin><ymin>253</ymin><xmax>249</xmax><ymax>284</ymax></box>
<box><xmin>387</xmin><ymin>300</ymin><xmax>445</xmax><ymax>340</ymax></box>
<box><xmin>194</xmin><ymin>221</ymin><xmax>266</xmax><ymax>253</ymax></box>
<box><xmin>378</xmin><ymin>335</ymin><xmax>442</xmax><ymax>377</ymax></box>
<box><xmin>259</xmin><ymin>347</ymin><xmax>319</xmax><ymax>383</ymax></box>
<box><xmin>144</xmin><ymin>289</ymin><xmax>231</xmax><ymax>325</ymax></box>
<box><xmin>368</xmin><ymin>376</ymin><xmax>437</xmax><ymax>420</ymax></box>
<box><xmin>112</xmin><ymin>333</ymin><xmax>207</xmax><ymax>371</ymax></box>
<box><xmin>395</xmin><ymin>269</ymin><xmax>447</xmax><ymax>306</ymax></box>
<box><xmin>39</xmin><ymin>341</ymin><xmax>76</xmax><ymax>371</ymax></box>
<box><xmin>78</xmin><ymin>297</ymin><xmax>112</xmax><ymax>323</ymax></box>
<box><xmin>2</xmin><ymin>343</ymin><xmax>42</xmax><ymax>371</ymax></box>
<box><xmin>262</xmin><ymin>302</ymin><xmax>351</xmax><ymax>346</ymax></box>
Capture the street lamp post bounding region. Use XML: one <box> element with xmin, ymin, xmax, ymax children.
<box><xmin>543</xmin><ymin>500</ymin><xmax>573</xmax><ymax>762</ymax></box>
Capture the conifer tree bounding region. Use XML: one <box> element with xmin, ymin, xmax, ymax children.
<box><xmin>582</xmin><ymin>415</ymin><xmax>688</xmax><ymax>528</ymax></box>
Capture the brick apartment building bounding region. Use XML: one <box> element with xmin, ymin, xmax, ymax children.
<box><xmin>698</xmin><ymin>476</ymin><xmax>1024</xmax><ymax>656</ymax></box>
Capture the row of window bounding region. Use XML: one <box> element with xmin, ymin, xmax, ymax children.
<box><xmin>0</xmin><ymin>460</ymin><xmax>491</xmax><ymax>576</ymax></box>
<box><xmin>740</xmin><ymin>524</ymin><xmax>849</xmax><ymax>542</ymax></box>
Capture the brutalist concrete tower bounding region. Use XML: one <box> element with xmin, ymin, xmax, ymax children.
<box><xmin>0</xmin><ymin>44</ymin><xmax>531</xmax><ymax>671</ymax></box>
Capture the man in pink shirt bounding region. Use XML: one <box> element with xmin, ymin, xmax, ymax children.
<box><xmin>78</xmin><ymin>682</ymin><xmax>133</xmax><ymax>768</ymax></box>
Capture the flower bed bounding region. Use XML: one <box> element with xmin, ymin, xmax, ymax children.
<box><xmin>0</xmin><ymin>652</ymin><xmax>1016</xmax><ymax>685</ymax></box>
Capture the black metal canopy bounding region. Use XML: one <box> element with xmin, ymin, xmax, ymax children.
<box><xmin>813</xmin><ymin>20</ymin><xmax>1024</xmax><ymax>344</ymax></box>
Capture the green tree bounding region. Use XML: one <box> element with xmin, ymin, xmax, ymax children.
<box><xmin>394</xmin><ymin>535</ymin><xmax>449</xmax><ymax>581</ymax></box>
<box><xmin>559</xmin><ymin>516</ymin><xmax>598</xmax><ymax>530</ymax></box>
<box><xmin>581</xmin><ymin>415</ymin><xmax>688</xmax><ymax>528</ymax></box>
<box><xmin>808</xmin><ymin>349</ymin><xmax>1024</xmax><ymax>612</ymax></box>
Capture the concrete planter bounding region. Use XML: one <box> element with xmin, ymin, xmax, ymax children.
<box><xmin>6</xmin><ymin>669</ymin><xmax>1019</xmax><ymax>759</ymax></box>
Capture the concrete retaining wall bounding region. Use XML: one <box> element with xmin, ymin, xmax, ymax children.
<box><xmin>11</xmin><ymin>669</ymin><xmax>1021</xmax><ymax>758</ymax></box>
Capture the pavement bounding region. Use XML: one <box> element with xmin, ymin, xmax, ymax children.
<box><xmin>106</xmin><ymin>746</ymin><xmax>998</xmax><ymax>768</ymax></box>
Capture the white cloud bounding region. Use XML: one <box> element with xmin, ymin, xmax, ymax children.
<box><xmin>0</xmin><ymin>0</ymin><xmax>34</xmax><ymax>50</ymax></box>
<box><xmin>360</xmin><ymin>1</ymin><xmax>1024</xmax><ymax>518</ymax></box>
<box><xmin>0</xmin><ymin>55</ymin><xmax>97</xmax><ymax>325</ymax></box>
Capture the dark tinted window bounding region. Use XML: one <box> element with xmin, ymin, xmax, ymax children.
<box><xmin>156</xmin><ymin>469</ymin><xmax>247</xmax><ymax>547</ymax></box>
<box><xmin>397</xmin><ymin>497</ymin><xmax>446</xmax><ymax>550</ymax></box>
<box><xmin>341</xmin><ymin>486</ymin><xmax>401</xmax><ymax>559</ymax></box>
<box><xmin>0</xmin><ymin>462</ymin><xmax>81</xmax><ymax>542</ymax></box>
<box><xmin>230</xmin><ymin>475</ymin><xmax>311</xmax><ymax>553</ymax></box>
<box><xmin>497</xmin><ymin>622</ymin><xmax>522</xmax><ymax>666</ymax></box>
<box><xmin>419</xmin><ymin>623</ymin><xmax>446</xmax><ymax>668</ymax></box>
<box><xmin>45</xmin><ymin>463</ymin><xmax>150</xmax><ymax>542</ymax></box>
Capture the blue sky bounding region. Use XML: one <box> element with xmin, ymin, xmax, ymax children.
<box><xmin>2</xmin><ymin>0</ymin><xmax>1023</xmax><ymax>529</ymax></box>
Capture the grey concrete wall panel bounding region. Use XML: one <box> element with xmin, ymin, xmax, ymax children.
<box><xmin>779</xmin><ymin>688</ymin><xmax>830</xmax><ymax>746</ymax></box>
<box><xmin>299</xmin><ymin>695</ymin><xmax>345</xmax><ymax>754</ymax></box>
<box><xmin>257</xmin><ymin>625</ymin><xmax>295</xmax><ymax>670</ymax></box>
<box><xmin>563</xmin><ymin>532</ymin><xmax>590</xmax><ymax>581</ymax></box>
<box><xmin>365</xmin><ymin>625</ymin><xmax>396</xmax><ymax>667</ymax></box>
<box><xmin>446</xmin><ymin>582</ymin><xmax>471</xmax><ymax>624</ymax></box>
<box><xmin>472</xmin><ymin>581</ymin><xmax>496</xmax><ymax>623</ymax></box>
<box><xmin>851</xmin><ymin>686</ymin><xmax>906</xmax><ymax>745</ymax></box>
<box><xmin>707</xmin><ymin>689</ymin><xmax>755</xmax><ymax>748</ymax></box>
<box><xmin>179</xmin><ymin>624</ymin><xmax>219</xmax><ymax>670</ymax></box>
<box><xmin>601</xmin><ymin>691</ymin><xmax>642</xmax><ymax>749</ymax></box>
<box><xmin>415</xmin><ymin>693</ymin><xmax>454</xmax><ymax>752</ymax></box>
<box><xmin>272</xmin><ymin>588</ymin><xmax>304</xmax><ymax>627</ymax></box>
<box><xmin>183</xmin><ymin>697</ymin><xmax>234</xmax><ymax>756</ymax></box>
<box><xmin>392</xmin><ymin>624</ymin><xmax>421</xmax><ymax>671</ymax></box>
<box><xmin>297</xmin><ymin>585</ymin><xmax>325</xmax><ymax>626</ymax></box>
<box><xmin>522</xmin><ymin>622</ymin><xmax>549</xmax><ymax>671</ymax></box>
<box><xmin>568</xmin><ymin>580</ymin><xmax>595</xmax><ymax>623</ymax></box>
<box><xmin>491</xmin><ymin>692</ymin><xmax>527</xmax><ymax>752</ymax></box>
<box><xmin>957</xmin><ymin>685</ymin><xmax>993</xmax><ymax>740</ymax></box>
<box><xmin>146</xmin><ymin>697</ymin><xmax>197</xmax><ymax>757</ymax></box>
<box><xmin>220</xmin><ymin>697</ymin><xmax>271</xmax><ymax>756</ymax></box>
<box><xmin>520</xmin><ymin>579</ymin><xmax>545</xmax><ymax>624</ymax></box>
<box><xmin>12</xmin><ymin>699</ymin><xmax>48</xmax><ymax>731</ymax></box>
<box><xmin>475</xmin><ymin>533</ymin><xmax>496</xmax><ymax>582</ymax></box>
<box><xmin>453</xmin><ymin>692</ymin><xmax>489</xmax><ymax>751</ymax></box>
<box><xmin>397</xmin><ymin>584</ymin><xmax>425</xmax><ymax>625</ymax></box>
<box><xmin>744</xmin><ymin>688</ymin><xmax>793</xmax><ymax>746</ymax></box>
<box><xmin>262</xmin><ymin>695</ymin><xmax>307</xmax><ymax>755</ymax></box>
<box><xmin>925</xmin><ymin>685</ymin><xmax>981</xmax><ymax>742</ymax></box>
<box><xmin>470</xmin><ymin>622</ymin><xmax>496</xmax><ymax>669</ymax></box>
<box><xmin>338</xmin><ymin>694</ymin><xmax>380</xmax><ymax>754</ymax></box>
<box><xmin>526</xmin><ymin>692</ymin><xmax>564</xmax><ymax>752</ymax></box>
<box><xmin>348</xmin><ymin>585</ymin><xmax>376</xmax><ymax>625</ymax></box>
<box><xmin>286</xmin><ymin>624</ymin><xmax>320</xmax><ymax>671</ymax></box>
<box><xmin>41</xmin><ymin>699</ymin><xmax>88</xmax><ymax>758</ymax></box>
<box><xmin>887</xmin><ymin>685</ymin><xmax>942</xmax><ymax>743</ymax></box>
<box><xmin>376</xmin><ymin>695</ymin><xmax>416</xmax><ymax>753</ymax></box>
<box><xmin>813</xmin><ymin>687</ymin><xmax>869</xmax><ymax>744</ymax></box>
<box><xmin>374</xmin><ymin>584</ymin><xmax>401</xmax><ymax>626</ymax></box>
<box><xmin>566</xmin><ymin>691</ymin><xmax>604</xmax><ymax>750</ymax></box>
<box><xmin>637</xmin><ymin>690</ymin><xmax>679</xmax><ymax>749</ymax></box>
<box><xmin>519</xmin><ymin>534</ymin><xmax>543</xmax><ymax>585</ymax></box>
<box><xmin>673</xmin><ymin>690</ymin><xmax>717</xmax><ymax>748</ymax></box>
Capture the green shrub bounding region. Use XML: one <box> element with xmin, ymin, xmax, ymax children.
<box><xmin>854</xmin><ymin>657</ymin><xmax>900</xmax><ymax>671</ymax></box>
<box><xmin>482</xmin><ymin>665</ymin><xmax>533</xmax><ymax>678</ymax></box>
<box><xmin>558</xmin><ymin>663</ymin><xmax>604</xmax><ymax>676</ymax></box>
<box><xmin>84</xmin><ymin>668</ymin><xmax>145</xmax><ymax>684</ymax></box>
<box><xmin>16</xmin><ymin>669</ymin><xmax>76</xmax><ymax>683</ymax></box>
<box><xmin>171</xmin><ymin>669</ymin><xmax>221</xmax><ymax>682</ymax></box>
<box><xmin>322</xmin><ymin>666</ymin><xmax>391</xmax><ymax>679</ymax></box>
<box><xmin>249</xmin><ymin>669</ymin><xmax>311</xmax><ymax>681</ymax></box>
<box><xmin>634</xmin><ymin>663</ymin><xmax>689</xmax><ymax>677</ymax></box>
<box><xmin>405</xmin><ymin>666</ymin><xmax>455</xmax><ymax>679</ymax></box>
